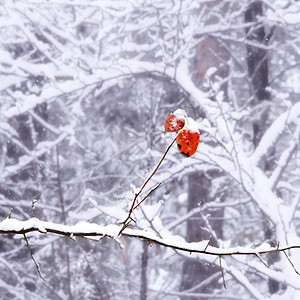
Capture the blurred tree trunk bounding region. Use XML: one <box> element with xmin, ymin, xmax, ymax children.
<box><xmin>140</xmin><ymin>241</ymin><xmax>148</xmax><ymax>300</ymax></box>
<box><xmin>180</xmin><ymin>26</ymin><xmax>229</xmax><ymax>296</ymax></box>
<box><xmin>245</xmin><ymin>1</ymin><xmax>279</xmax><ymax>294</ymax></box>
<box><xmin>180</xmin><ymin>171</ymin><xmax>222</xmax><ymax>299</ymax></box>
<box><xmin>245</xmin><ymin>0</ymin><xmax>272</xmax><ymax>146</ymax></box>
<box><xmin>180</xmin><ymin>3</ymin><xmax>230</xmax><ymax>292</ymax></box>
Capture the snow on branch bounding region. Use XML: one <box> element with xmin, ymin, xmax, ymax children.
<box><xmin>1</xmin><ymin>217</ymin><xmax>300</xmax><ymax>258</ymax></box>
<box><xmin>251</xmin><ymin>102</ymin><xmax>300</xmax><ymax>166</ymax></box>
<box><xmin>0</xmin><ymin>132</ymin><xmax>68</xmax><ymax>180</ymax></box>
<box><xmin>3</xmin><ymin>60</ymin><xmax>216</xmax><ymax>120</ymax></box>
<box><xmin>269</xmin><ymin>123</ymin><xmax>299</xmax><ymax>190</ymax></box>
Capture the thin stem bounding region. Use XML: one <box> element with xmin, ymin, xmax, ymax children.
<box><xmin>118</xmin><ymin>136</ymin><xmax>177</xmax><ymax>235</ymax></box>
<box><xmin>255</xmin><ymin>253</ymin><xmax>269</xmax><ymax>268</ymax></box>
<box><xmin>23</xmin><ymin>233</ymin><xmax>45</xmax><ymax>281</ymax></box>
<box><xmin>219</xmin><ymin>256</ymin><xmax>226</xmax><ymax>289</ymax></box>
<box><xmin>283</xmin><ymin>250</ymin><xmax>300</xmax><ymax>276</ymax></box>
<box><xmin>133</xmin><ymin>182</ymin><xmax>162</xmax><ymax>211</ymax></box>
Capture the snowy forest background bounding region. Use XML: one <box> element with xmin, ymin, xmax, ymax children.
<box><xmin>0</xmin><ymin>0</ymin><xmax>300</xmax><ymax>299</ymax></box>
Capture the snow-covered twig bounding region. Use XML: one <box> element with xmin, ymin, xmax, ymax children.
<box><xmin>251</xmin><ymin>102</ymin><xmax>300</xmax><ymax>166</ymax></box>
<box><xmin>269</xmin><ymin>123</ymin><xmax>299</xmax><ymax>190</ymax></box>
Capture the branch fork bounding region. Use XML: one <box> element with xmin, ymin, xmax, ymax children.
<box><xmin>118</xmin><ymin>137</ymin><xmax>177</xmax><ymax>235</ymax></box>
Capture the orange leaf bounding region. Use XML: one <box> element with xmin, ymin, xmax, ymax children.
<box><xmin>176</xmin><ymin>129</ymin><xmax>200</xmax><ymax>157</ymax></box>
<box><xmin>164</xmin><ymin>114</ymin><xmax>185</xmax><ymax>132</ymax></box>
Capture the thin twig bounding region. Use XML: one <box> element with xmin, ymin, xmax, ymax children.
<box><xmin>283</xmin><ymin>250</ymin><xmax>300</xmax><ymax>276</ymax></box>
<box><xmin>23</xmin><ymin>233</ymin><xmax>45</xmax><ymax>281</ymax></box>
<box><xmin>204</xmin><ymin>237</ymin><xmax>211</xmax><ymax>251</ymax></box>
<box><xmin>219</xmin><ymin>255</ymin><xmax>226</xmax><ymax>289</ymax></box>
<box><xmin>255</xmin><ymin>253</ymin><xmax>269</xmax><ymax>268</ymax></box>
<box><xmin>136</xmin><ymin>136</ymin><xmax>177</xmax><ymax>198</ymax></box>
<box><xmin>119</xmin><ymin>136</ymin><xmax>177</xmax><ymax>235</ymax></box>
<box><xmin>133</xmin><ymin>182</ymin><xmax>162</xmax><ymax>211</ymax></box>
<box><xmin>31</xmin><ymin>199</ymin><xmax>37</xmax><ymax>217</ymax></box>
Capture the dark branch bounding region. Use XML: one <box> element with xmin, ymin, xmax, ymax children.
<box><xmin>2</xmin><ymin>218</ymin><xmax>300</xmax><ymax>258</ymax></box>
<box><xmin>23</xmin><ymin>233</ymin><xmax>46</xmax><ymax>281</ymax></box>
<box><xmin>118</xmin><ymin>136</ymin><xmax>177</xmax><ymax>235</ymax></box>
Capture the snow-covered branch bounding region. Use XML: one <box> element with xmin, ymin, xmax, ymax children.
<box><xmin>1</xmin><ymin>217</ymin><xmax>300</xmax><ymax>257</ymax></box>
<box><xmin>251</xmin><ymin>102</ymin><xmax>300</xmax><ymax>167</ymax></box>
<box><xmin>0</xmin><ymin>132</ymin><xmax>68</xmax><ymax>180</ymax></box>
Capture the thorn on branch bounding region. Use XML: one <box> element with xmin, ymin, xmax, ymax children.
<box><xmin>204</xmin><ymin>237</ymin><xmax>211</xmax><ymax>251</ymax></box>
<box><xmin>23</xmin><ymin>233</ymin><xmax>45</xmax><ymax>281</ymax></box>
<box><xmin>69</xmin><ymin>233</ymin><xmax>76</xmax><ymax>241</ymax></box>
<box><xmin>129</xmin><ymin>217</ymin><xmax>136</xmax><ymax>223</ymax></box>
<box><xmin>99</xmin><ymin>234</ymin><xmax>107</xmax><ymax>240</ymax></box>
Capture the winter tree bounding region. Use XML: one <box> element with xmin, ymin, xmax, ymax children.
<box><xmin>0</xmin><ymin>0</ymin><xmax>299</xmax><ymax>299</ymax></box>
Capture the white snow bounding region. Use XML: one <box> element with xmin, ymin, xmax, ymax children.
<box><xmin>0</xmin><ymin>218</ymin><xmax>47</xmax><ymax>233</ymax></box>
<box><xmin>173</xmin><ymin>108</ymin><xmax>187</xmax><ymax>120</ymax></box>
<box><xmin>1</xmin><ymin>217</ymin><xmax>297</xmax><ymax>258</ymax></box>
<box><xmin>251</xmin><ymin>102</ymin><xmax>300</xmax><ymax>166</ymax></box>
<box><xmin>0</xmin><ymin>132</ymin><xmax>68</xmax><ymax>181</ymax></box>
<box><xmin>182</xmin><ymin>117</ymin><xmax>199</xmax><ymax>133</ymax></box>
<box><xmin>1</xmin><ymin>1</ymin><xmax>300</xmax><ymax>297</ymax></box>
